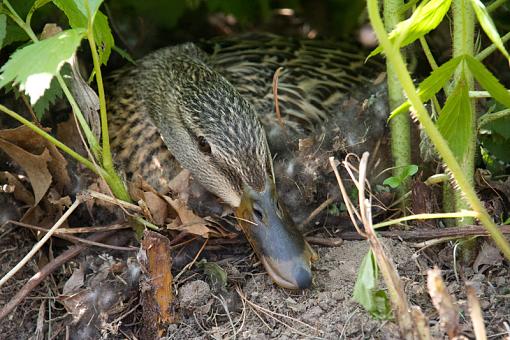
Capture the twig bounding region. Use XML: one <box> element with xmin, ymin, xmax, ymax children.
<box><xmin>299</xmin><ymin>196</ymin><xmax>336</xmax><ymax>229</ymax></box>
<box><xmin>12</xmin><ymin>222</ymin><xmax>136</xmax><ymax>251</ymax></box>
<box><xmin>87</xmin><ymin>190</ymin><xmax>142</xmax><ymax>212</ymax></box>
<box><xmin>235</xmin><ymin>286</ymin><xmax>319</xmax><ymax>338</ymax></box>
<box><xmin>4</xmin><ymin>220</ymin><xmax>130</xmax><ymax>234</ymax></box>
<box><xmin>0</xmin><ymin>231</ymin><xmax>115</xmax><ymax>321</ymax></box>
<box><xmin>305</xmin><ymin>236</ymin><xmax>343</xmax><ymax>247</ymax></box>
<box><xmin>272</xmin><ymin>67</ymin><xmax>286</xmax><ymax>130</ymax></box>
<box><xmin>0</xmin><ymin>197</ymin><xmax>82</xmax><ymax>288</ymax></box>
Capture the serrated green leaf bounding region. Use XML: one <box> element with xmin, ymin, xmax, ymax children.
<box><xmin>470</xmin><ymin>0</ymin><xmax>510</xmax><ymax>60</ymax></box>
<box><xmin>369</xmin><ymin>0</ymin><xmax>452</xmax><ymax>58</ymax></box>
<box><xmin>437</xmin><ymin>77</ymin><xmax>473</xmax><ymax>158</ymax></box>
<box><xmin>0</xmin><ymin>28</ymin><xmax>85</xmax><ymax>104</ymax></box>
<box><xmin>389</xmin><ymin>56</ymin><xmax>463</xmax><ymax>120</ymax></box>
<box><xmin>52</xmin><ymin>0</ymin><xmax>113</xmax><ymax>65</ymax></box>
<box><xmin>0</xmin><ymin>14</ymin><xmax>6</xmax><ymax>48</ymax></box>
<box><xmin>1</xmin><ymin>17</ymin><xmax>30</xmax><ymax>49</ymax></box>
<box><xmin>465</xmin><ymin>55</ymin><xmax>510</xmax><ymax>108</ymax></box>
<box><xmin>32</xmin><ymin>77</ymin><xmax>63</xmax><ymax>119</ymax></box>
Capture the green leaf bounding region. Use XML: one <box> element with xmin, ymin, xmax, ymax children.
<box><xmin>0</xmin><ymin>14</ymin><xmax>6</xmax><ymax>48</ymax></box>
<box><xmin>389</xmin><ymin>56</ymin><xmax>463</xmax><ymax>120</ymax></box>
<box><xmin>383</xmin><ymin>176</ymin><xmax>402</xmax><ymax>189</ymax></box>
<box><xmin>465</xmin><ymin>55</ymin><xmax>510</xmax><ymax>108</ymax></box>
<box><xmin>382</xmin><ymin>165</ymin><xmax>418</xmax><ymax>189</ymax></box>
<box><xmin>32</xmin><ymin>77</ymin><xmax>63</xmax><ymax>119</ymax></box>
<box><xmin>437</xmin><ymin>77</ymin><xmax>473</xmax><ymax>158</ymax></box>
<box><xmin>353</xmin><ymin>250</ymin><xmax>378</xmax><ymax>310</ymax></box>
<box><xmin>52</xmin><ymin>0</ymin><xmax>113</xmax><ymax>65</ymax></box>
<box><xmin>197</xmin><ymin>259</ymin><xmax>228</xmax><ymax>290</ymax></box>
<box><xmin>0</xmin><ymin>28</ymin><xmax>85</xmax><ymax>104</ymax></box>
<box><xmin>469</xmin><ymin>0</ymin><xmax>510</xmax><ymax>60</ymax></box>
<box><xmin>353</xmin><ymin>250</ymin><xmax>392</xmax><ymax>319</ymax></box>
<box><xmin>401</xmin><ymin>164</ymin><xmax>419</xmax><ymax>178</ymax></box>
<box><xmin>369</xmin><ymin>0</ymin><xmax>452</xmax><ymax>57</ymax></box>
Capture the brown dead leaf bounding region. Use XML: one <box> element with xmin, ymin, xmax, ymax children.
<box><xmin>63</xmin><ymin>265</ymin><xmax>85</xmax><ymax>295</ymax></box>
<box><xmin>0</xmin><ymin>171</ymin><xmax>34</xmax><ymax>205</ymax></box>
<box><xmin>427</xmin><ymin>267</ymin><xmax>460</xmax><ymax>338</ymax></box>
<box><xmin>0</xmin><ymin>139</ymin><xmax>52</xmax><ymax>206</ymax></box>
<box><xmin>143</xmin><ymin>191</ymin><xmax>168</xmax><ymax>225</ymax></box>
<box><xmin>164</xmin><ymin>195</ymin><xmax>213</xmax><ymax>238</ymax></box>
<box><xmin>139</xmin><ymin>230</ymin><xmax>177</xmax><ymax>337</ymax></box>
<box><xmin>473</xmin><ymin>241</ymin><xmax>503</xmax><ymax>273</ymax></box>
<box><xmin>168</xmin><ymin>169</ymin><xmax>191</xmax><ymax>201</ymax></box>
<box><xmin>0</xmin><ymin>126</ymin><xmax>71</xmax><ymax>192</ymax></box>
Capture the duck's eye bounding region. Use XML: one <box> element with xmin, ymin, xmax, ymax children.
<box><xmin>197</xmin><ymin>136</ymin><xmax>211</xmax><ymax>154</ymax></box>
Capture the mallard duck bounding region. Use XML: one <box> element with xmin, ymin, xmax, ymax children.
<box><xmin>107</xmin><ymin>33</ymin><xmax>386</xmax><ymax>289</ymax></box>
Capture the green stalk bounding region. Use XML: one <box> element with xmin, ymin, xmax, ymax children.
<box><xmin>86</xmin><ymin>13</ymin><xmax>112</xmax><ymax>171</ymax></box>
<box><xmin>384</xmin><ymin>0</ymin><xmax>412</xmax><ymax>201</ymax></box>
<box><xmin>85</xmin><ymin>6</ymin><xmax>130</xmax><ymax>203</ymax></box>
<box><xmin>367</xmin><ymin>0</ymin><xmax>510</xmax><ymax>260</ymax></box>
<box><xmin>3</xmin><ymin>0</ymin><xmax>101</xmax><ymax>159</ymax></box>
<box><xmin>452</xmin><ymin>0</ymin><xmax>476</xmax><ymax>227</ymax></box>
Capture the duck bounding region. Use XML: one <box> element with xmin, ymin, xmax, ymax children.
<box><xmin>106</xmin><ymin>33</ymin><xmax>387</xmax><ymax>290</ymax></box>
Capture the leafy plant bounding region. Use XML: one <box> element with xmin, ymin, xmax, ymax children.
<box><xmin>366</xmin><ymin>0</ymin><xmax>510</xmax><ymax>260</ymax></box>
<box><xmin>0</xmin><ymin>0</ymin><xmax>130</xmax><ymax>203</ymax></box>
<box><xmin>383</xmin><ymin>164</ymin><xmax>418</xmax><ymax>189</ymax></box>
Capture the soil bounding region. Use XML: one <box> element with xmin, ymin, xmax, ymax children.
<box><xmin>1</xmin><ymin>223</ymin><xmax>509</xmax><ymax>339</ymax></box>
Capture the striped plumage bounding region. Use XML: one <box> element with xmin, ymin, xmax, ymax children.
<box><xmin>106</xmin><ymin>34</ymin><xmax>387</xmax><ymax>289</ymax></box>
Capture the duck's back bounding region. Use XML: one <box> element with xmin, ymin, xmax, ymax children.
<box><xmin>107</xmin><ymin>34</ymin><xmax>386</xmax><ymax>196</ymax></box>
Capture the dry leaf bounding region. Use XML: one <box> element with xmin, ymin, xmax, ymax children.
<box><xmin>0</xmin><ymin>126</ymin><xmax>71</xmax><ymax>192</ymax></box>
<box><xmin>0</xmin><ymin>139</ymin><xmax>52</xmax><ymax>206</ymax></box>
<box><xmin>473</xmin><ymin>241</ymin><xmax>503</xmax><ymax>273</ymax></box>
<box><xmin>164</xmin><ymin>195</ymin><xmax>213</xmax><ymax>238</ymax></box>
<box><xmin>427</xmin><ymin>267</ymin><xmax>460</xmax><ymax>338</ymax></box>
<box><xmin>168</xmin><ymin>169</ymin><xmax>191</xmax><ymax>202</ymax></box>
<box><xmin>143</xmin><ymin>191</ymin><xmax>168</xmax><ymax>225</ymax></box>
<box><xmin>63</xmin><ymin>265</ymin><xmax>85</xmax><ymax>295</ymax></box>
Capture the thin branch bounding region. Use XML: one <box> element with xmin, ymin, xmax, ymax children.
<box><xmin>0</xmin><ymin>197</ymin><xmax>82</xmax><ymax>288</ymax></box>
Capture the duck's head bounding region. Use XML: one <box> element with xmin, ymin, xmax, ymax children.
<box><xmin>141</xmin><ymin>45</ymin><xmax>317</xmax><ymax>289</ymax></box>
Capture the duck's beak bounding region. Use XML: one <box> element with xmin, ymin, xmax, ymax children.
<box><xmin>235</xmin><ymin>179</ymin><xmax>318</xmax><ymax>289</ymax></box>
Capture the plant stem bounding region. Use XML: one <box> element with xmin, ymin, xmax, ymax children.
<box><xmin>0</xmin><ymin>104</ymin><xmax>99</xmax><ymax>175</ymax></box>
<box><xmin>487</xmin><ymin>0</ymin><xmax>508</xmax><ymax>12</ymax></box>
<box><xmin>452</xmin><ymin>0</ymin><xmax>476</xmax><ymax>226</ymax></box>
<box><xmin>478</xmin><ymin>108</ymin><xmax>510</xmax><ymax>128</ymax></box>
<box><xmin>476</xmin><ymin>31</ymin><xmax>510</xmax><ymax>61</ymax></box>
<box><xmin>87</xmin><ymin>12</ymin><xmax>113</xmax><ymax>177</ymax></box>
<box><xmin>367</xmin><ymin>0</ymin><xmax>510</xmax><ymax>260</ymax></box>
<box><xmin>384</xmin><ymin>0</ymin><xmax>411</xmax><ymax>202</ymax></box>
<box><xmin>373</xmin><ymin>211</ymin><xmax>480</xmax><ymax>228</ymax></box>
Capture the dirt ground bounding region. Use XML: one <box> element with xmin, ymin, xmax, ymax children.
<box><xmin>1</xmin><ymin>221</ymin><xmax>509</xmax><ymax>339</ymax></box>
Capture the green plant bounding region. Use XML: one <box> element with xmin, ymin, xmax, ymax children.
<box><xmin>367</xmin><ymin>0</ymin><xmax>510</xmax><ymax>258</ymax></box>
<box><xmin>0</xmin><ymin>0</ymin><xmax>130</xmax><ymax>203</ymax></box>
<box><xmin>383</xmin><ymin>164</ymin><xmax>418</xmax><ymax>189</ymax></box>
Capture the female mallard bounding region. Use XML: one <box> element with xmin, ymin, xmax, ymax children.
<box><xmin>107</xmin><ymin>34</ymin><xmax>385</xmax><ymax>290</ymax></box>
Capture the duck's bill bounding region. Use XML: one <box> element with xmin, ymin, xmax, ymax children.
<box><xmin>235</xmin><ymin>181</ymin><xmax>318</xmax><ymax>289</ymax></box>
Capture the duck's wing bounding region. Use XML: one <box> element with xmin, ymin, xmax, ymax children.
<box><xmin>203</xmin><ymin>33</ymin><xmax>383</xmax><ymax>134</ymax></box>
